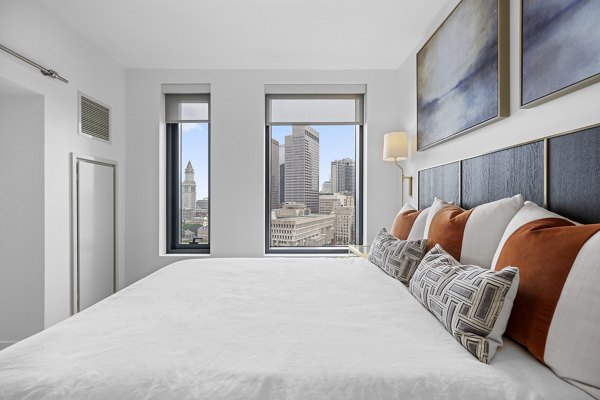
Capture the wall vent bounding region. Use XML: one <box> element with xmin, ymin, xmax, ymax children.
<box><xmin>79</xmin><ymin>93</ymin><xmax>111</xmax><ymax>142</ymax></box>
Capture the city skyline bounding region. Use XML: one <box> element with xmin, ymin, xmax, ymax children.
<box><xmin>180</xmin><ymin>124</ymin><xmax>355</xmax><ymax>200</ymax></box>
<box><xmin>178</xmin><ymin>161</ymin><xmax>209</xmax><ymax>245</ymax></box>
<box><xmin>272</xmin><ymin>125</ymin><xmax>356</xmax><ymax>188</ymax></box>
<box><xmin>269</xmin><ymin>125</ymin><xmax>357</xmax><ymax>247</ymax></box>
<box><xmin>181</xmin><ymin>123</ymin><xmax>209</xmax><ymax>198</ymax></box>
<box><xmin>284</xmin><ymin>126</ymin><xmax>320</xmax><ymax>214</ymax></box>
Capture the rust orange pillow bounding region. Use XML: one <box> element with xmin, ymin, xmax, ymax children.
<box><xmin>495</xmin><ymin>217</ymin><xmax>600</xmax><ymax>361</ymax></box>
<box><xmin>391</xmin><ymin>209</ymin><xmax>422</xmax><ymax>240</ymax></box>
<box><xmin>491</xmin><ymin>201</ymin><xmax>600</xmax><ymax>398</ymax></box>
<box><xmin>426</xmin><ymin>206</ymin><xmax>473</xmax><ymax>259</ymax></box>
<box><xmin>424</xmin><ymin>196</ymin><xmax>524</xmax><ymax>268</ymax></box>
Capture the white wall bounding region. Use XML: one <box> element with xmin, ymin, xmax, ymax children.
<box><xmin>125</xmin><ymin>70</ymin><xmax>401</xmax><ymax>284</ymax></box>
<box><xmin>0</xmin><ymin>0</ymin><xmax>126</xmax><ymax>328</ymax></box>
<box><xmin>397</xmin><ymin>0</ymin><xmax>600</xmax><ymax>207</ymax></box>
<box><xmin>0</xmin><ymin>93</ymin><xmax>45</xmax><ymax>349</ymax></box>
<box><xmin>12</xmin><ymin>0</ymin><xmax>592</xmax><ymax>335</ymax></box>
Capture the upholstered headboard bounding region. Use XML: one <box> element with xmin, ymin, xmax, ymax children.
<box><xmin>418</xmin><ymin>124</ymin><xmax>600</xmax><ymax>224</ymax></box>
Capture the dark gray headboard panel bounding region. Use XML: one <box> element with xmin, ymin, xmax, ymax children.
<box><xmin>418</xmin><ymin>162</ymin><xmax>460</xmax><ymax>209</ymax></box>
<box><xmin>461</xmin><ymin>142</ymin><xmax>545</xmax><ymax>209</ymax></box>
<box><xmin>548</xmin><ymin>126</ymin><xmax>600</xmax><ymax>224</ymax></box>
<box><xmin>418</xmin><ymin>124</ymin><xmax>600</xmax><ymax>224</ymax></box>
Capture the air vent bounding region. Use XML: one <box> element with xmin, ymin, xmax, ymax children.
<box><xmin>79</xmin><ymin>94</ymin><xmax>110</xmax><ymax>142</ymax></box>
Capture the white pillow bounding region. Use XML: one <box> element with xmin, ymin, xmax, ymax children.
<box><xmin>422</xmin><ymin>198</ymin><xmax>452</xmax><ymax>238</ymax></box>
<box><xmin>424</xmin><ymin>195</ymin><xmax>525</xmax><ymax>268</ymax></box>
<box><xmin>407</xmin><ymin>207</ymin><xmax>430</xmax><ymax>241</ymax></box>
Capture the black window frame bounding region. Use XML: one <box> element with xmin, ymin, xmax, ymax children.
<box><xmin>166</xmin><ymin>122</ymin><xmax>211</xmax><ymax>254</ymax></box>
<box><xmin>264</xmin><ymin>123</ymin><xmax>364</xmax><ymax>255</ymax></box>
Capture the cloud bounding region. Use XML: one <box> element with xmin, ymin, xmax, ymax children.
<box><xmin>181</xmin><ymin>123</ymin><xmax>207</xmax><ymax>135</ymax></box>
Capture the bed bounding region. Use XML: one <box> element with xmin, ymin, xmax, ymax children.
<box><xmin>0</xmin><ymin>257</ymin><xmax>591</xmax><ymax>400</ymax></box>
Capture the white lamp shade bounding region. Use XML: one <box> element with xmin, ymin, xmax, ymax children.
<box><xmin>383</xmin><ymin>131</ymin><xmax>409</xmax><ymax>161</ymax></box>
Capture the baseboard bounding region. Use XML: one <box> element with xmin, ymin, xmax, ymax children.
<box><xmin>0</xmin><ymin>341</ymin><xmax>17</xmax><ymax>351</ymax></box>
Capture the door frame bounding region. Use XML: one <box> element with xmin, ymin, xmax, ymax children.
<box><xmin>70</xmin><ymin>153</ymin><xmax>118</xmax><ymax>315</ymax></box>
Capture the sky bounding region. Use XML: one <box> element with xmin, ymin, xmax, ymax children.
<box><xmin>180</xmin><ymin>123</ymin><xmax>356</xmax><ymax>199</ymax></box>
<box><xmin>272</xmin><ymin>125</ymin><xmax>356</xmax><ymax>188</ymax></box>
<box><xmin>181</xmin><ymin>123</ymin><xmax>209</xmax><ymax>199</ymax></box>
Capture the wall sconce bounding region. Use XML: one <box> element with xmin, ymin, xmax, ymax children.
<box><xmin>383</xmin><ymin>131</ymin><xmax>413</xmax><ymax>197</ymax></box>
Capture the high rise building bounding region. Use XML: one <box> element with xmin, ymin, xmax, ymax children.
<box><xmin>284</xmin><ymin>126</ymin><xmax>319</xmax><ymax>214</ymax></box>
<box><xmin>182</xmin><ymin>161</ymin><xmax>196</xmax><ymax>221</ymax></box>
<box><xmin>333</xmin><ymin>205</ymin><xmax>355</xmax><ymax>245</ymax></box>
<box><xmin>279</xmin><ymin>163</ymin><xmax>285</xmax><ymax>204</ymax></box>
<box><xmin>343</xmin><ymin>194</ymin><xmax>355</xmax><ymax>207</ymax></box>
<box><xmin>271</xmin><ymin>204</ymin><xmax>334</xmax><ymax>247</ymax></box>
<box><xmin>319</xmin><ymin>193</ymin><xmax>346</xmax><ymax>215</ymax></box>
<box><xmin>331</xmin><ymin>158</ymin><xmax>355</xmax><ymax>194</ymax></box>
<box><xmin>321</xmin><ymin>180</ymin><xmax>332</xmax><ymax>193</ymax></box>
<box><xmin>196</xmin><ymin>197</ymin><xmax>209</xmax><ymax>213</ymax></box>
<box><xmin>271</xmin><ymin>139</ymin><xmax>280</xmax><ymax>210</ymax></box>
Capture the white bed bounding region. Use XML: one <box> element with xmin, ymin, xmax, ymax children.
<box><xmin>0</xmin><ymin>257</ymin><xmax>592</xmax><ymax>400</ymax></box>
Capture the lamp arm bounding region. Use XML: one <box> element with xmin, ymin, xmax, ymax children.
<box><xmin>394</xmin><ymin>157</ymin><xmax>413</xmax><ymax>198</ymax></box>
<box><xmin>394</xmin><ymin>157</ymin><xmax>405</xmax><ymax>178</ymax></box>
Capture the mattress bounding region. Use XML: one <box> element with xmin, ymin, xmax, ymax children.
<box><xmin>0</xmin><ymin>257</ymin><xmax>592</xmax><ymax>400</ymax></box>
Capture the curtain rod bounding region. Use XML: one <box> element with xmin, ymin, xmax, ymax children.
<box><xmin>0</xmin><ymin>43</ymin><xmax>68</xmax><ymax>84</ymax></box>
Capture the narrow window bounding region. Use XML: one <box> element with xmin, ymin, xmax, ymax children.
<box><xmin>265</xmin><ymin>93</ymin><xmax>364</xmax><ymax>253</ymax></box>
<box><xmin>166</xmin><ymin>94</ymin><xmax>210</xmax><ymax>253</ymax></box>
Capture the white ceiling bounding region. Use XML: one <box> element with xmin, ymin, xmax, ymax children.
<box><xmin>37</xmin><ymin>0</ymin><xmax>456</xmax><ymax>70</ymax></box>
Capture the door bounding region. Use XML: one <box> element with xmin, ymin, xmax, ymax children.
<box><xmin>75</xmin><ymin>158</ymin><xmax>115</xmax><ymax>312</ymax></box>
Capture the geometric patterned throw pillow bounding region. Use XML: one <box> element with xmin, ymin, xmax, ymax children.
<box><xmin>409</xmin><ymin>245</ymin><xmax>520</xmax><ymax>364</ymax></box>
<box><xmin>368</xmin><ymin>228</ymin><xmax>428</xmax><ymax>285</ymax></box>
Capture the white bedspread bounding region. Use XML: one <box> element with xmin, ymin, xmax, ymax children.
<box><xmin>0</xmin><ymin>257</ymin><xmax>591</xmax><ymax>400</ymax></box>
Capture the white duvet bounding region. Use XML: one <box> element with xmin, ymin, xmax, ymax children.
<box><xmin>0</xmin><ymin>257</ymin><xmax>592</xmax><ymax>400</ymax></box>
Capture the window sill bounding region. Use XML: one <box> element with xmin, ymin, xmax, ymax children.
<box><xmin>264</xmin><ymin>248</ymin><xmax>349</xmax><ymax>258</ymax></box>
<box><xmin>160</xmin><ymin>253</ymin><xmax>211</xmax><ymax>257</ymax></box>
<box><xmin>264</xmin><ymin>253</ymin><xmax>349</xmax><ymax>258</ymax></box>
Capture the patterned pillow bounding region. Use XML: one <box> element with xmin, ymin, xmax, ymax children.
<box><xmin>368</xmin><ymin>228</ymin><xmax>428</xmax><ymax>284</ymax></box>
<box><xmin>409</xmin><ymin>245</ymin><xmax>519</xmax><ymax>364</ymax></box>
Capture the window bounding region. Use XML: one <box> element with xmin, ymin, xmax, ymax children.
<box><xmin>265</xmin><ymin>92</ymin><xmax>364</xmax><ymax>253</ymax></box>
<box><xmin>166</xmin><ymin>94</ymin><xmax>210</xmax><ymax>253</ymax></box>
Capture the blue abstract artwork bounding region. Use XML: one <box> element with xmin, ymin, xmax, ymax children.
<box><xmin>522</xmin><ymin>0</ymin><xmax>600</xmax><ymax>106</ymax></box>
<box><xmin>417</xmin><ymin>0</ymin><xmax>505</xmax><ymax>150</ymax></box>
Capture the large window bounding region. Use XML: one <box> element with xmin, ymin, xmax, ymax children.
<box><xmin>265</xmin><ymin>93</ymin><xmax>364</xmax><ymax>253</ymax></box>
<box><xmin>166</xmin><ymin>94</ymin><xmax>210</xmax><ymax>253</ymax></box>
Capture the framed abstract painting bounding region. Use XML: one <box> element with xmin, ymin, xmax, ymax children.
<box><xmin>521</xmin><ymin>0</ymin><xmax>600</xmax><ymax>108</ymax></box>
<box><xmin>417</xmin><ymin>0</ymin><xmax>509</xmax><ymax>151</ymax></box>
